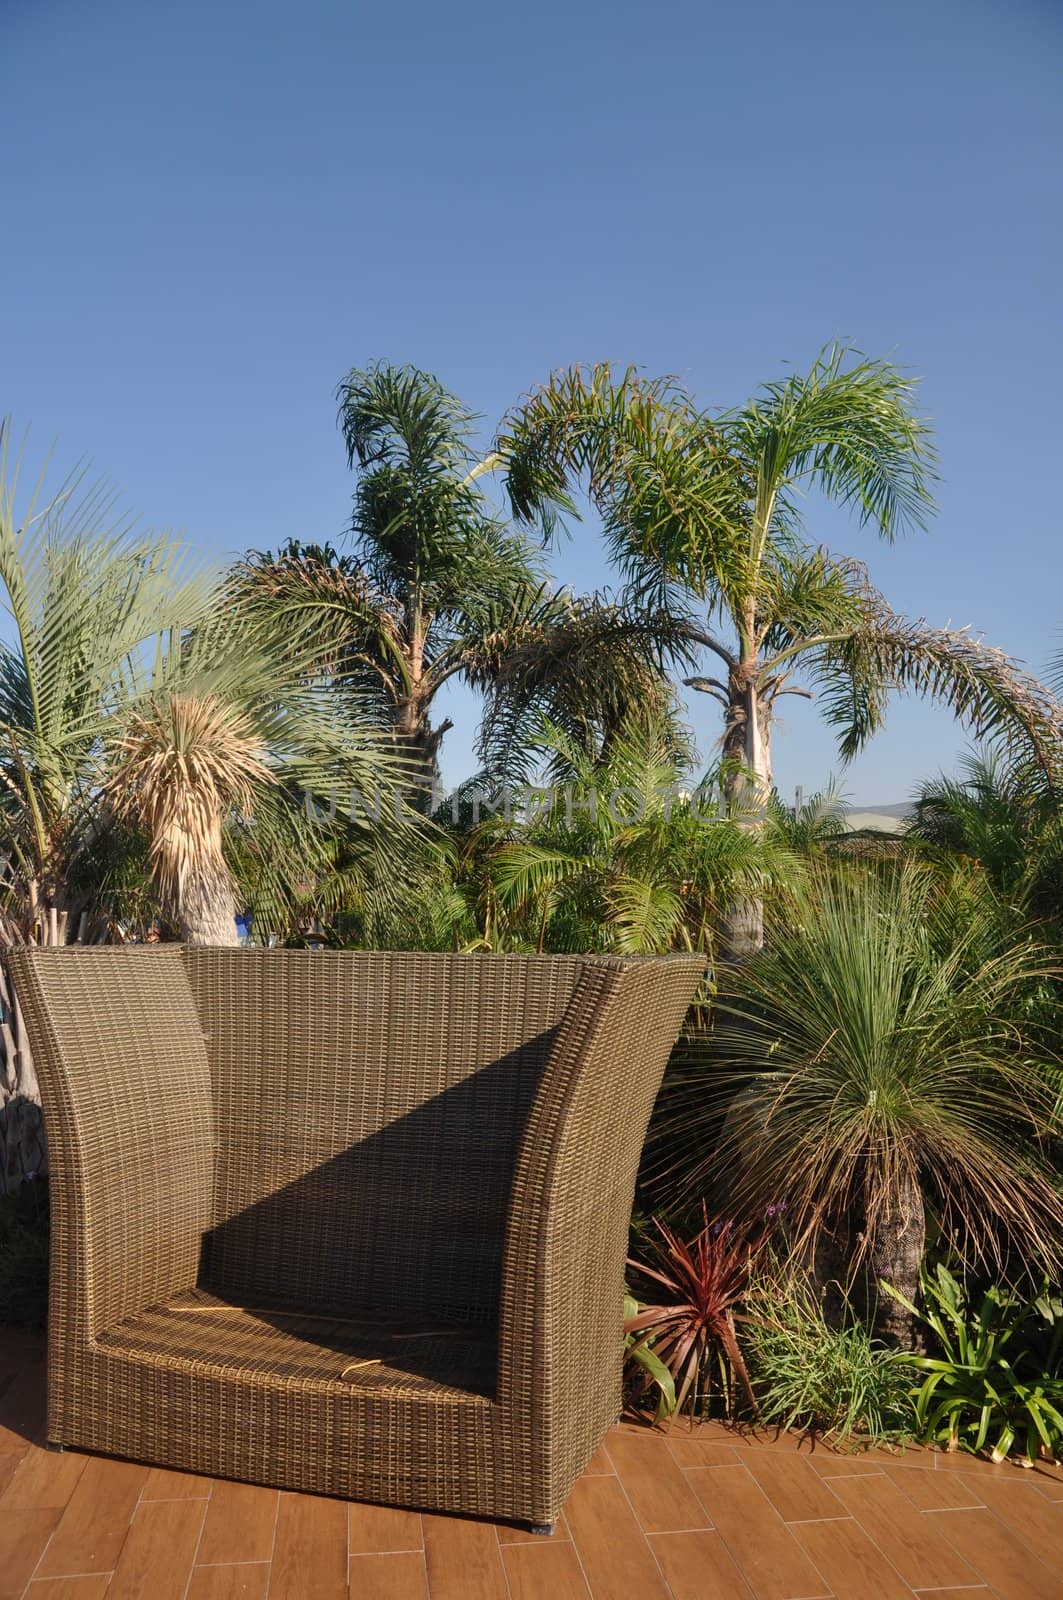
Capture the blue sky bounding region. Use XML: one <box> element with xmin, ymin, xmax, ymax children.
<box><xmin>3</xmin><ymin>0</ymin><xmax>1060</xmax><ymax>804</ymax></box>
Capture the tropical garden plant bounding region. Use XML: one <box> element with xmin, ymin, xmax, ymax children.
<box><xmin>625</xmin><ymin>1203</ymin><xmax>762</xmax><ymax>1420</ymax></box>
<box><xmin>744</xmin><ymin>1272</ymin><xmax>916</xmax><ymax>1445</ymax></box>
<box><xmin>660</xmin><ymin>863</ymin><xmax>1063</xmax><ymax>1345</ymax></box>
<box><xmin>495</xmin><ymin>350</ymin><xmax>1063</xmax><ymax>956</ymax></box>
<box><xmin>891</xmin><ymin>1262</ymin><xmax>1063</xmax><ymax>1463</ymax></box>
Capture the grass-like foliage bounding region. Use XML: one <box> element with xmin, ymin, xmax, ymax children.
<box><xmin>663</xmin><ymin>863</ymin><xmax>1063</xmax><ymax>1341</ymax></box>
<box><xmin>745</xmin><ymin>1275</ymin><xmax>916</xmax><ymax>1445</ymax></box>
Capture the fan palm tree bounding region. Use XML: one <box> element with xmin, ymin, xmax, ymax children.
<box><xmin>663</xmin><ymin>865</ymin><xmax>1063</xmax><ymax>1345</ymax></box>
<box><xmin>238</xmin><ymin>365</ymin><xmax>552</xmax><ymax>794</ymax></box>
<box><xmin>495</xmin><ymin>350</ymin><xmax>1063</xmax><ymax>957</ymax></box>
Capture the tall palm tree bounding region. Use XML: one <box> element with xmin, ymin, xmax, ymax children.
<box><xmin>239</xmin><ymin>365</ymin><xmax>548</xmax><ymax>794</ymax></box>
<box><xmin>662</xmin><ymin>864</ymin><xmax>1063</xmax><ymax>1345</ymax></box>
<box><xmin>495</xmin><ymin>351</ymin><xmax>1063</xmax><ymax>956</ymax></box>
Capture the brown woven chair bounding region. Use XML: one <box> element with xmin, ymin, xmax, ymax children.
<box><xmin>10</xmin><ymin>947</ymin><xmax>703</xmax><ymax>1530</ymax></box>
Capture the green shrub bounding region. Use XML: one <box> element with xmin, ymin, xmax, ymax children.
<box><xmin>891</xmin><ymin>1262</ymin><xmax>1063</xmax><ymax>1464</ymax></box>
<box><xmin>0</xmin><ymin>1178</ymin><xmax>50</xmax><ymax>1329</ymax></box>
<box><xmin>745</xmin><ymin>1276</ymin><xmax>916</xmax><ymax>1446</ymax></box>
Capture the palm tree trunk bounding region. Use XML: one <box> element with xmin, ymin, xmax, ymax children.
<box><xmin>178</xmin><ymin>869</ymin><xmax>240</xmax><ymax>946</ymax></box>
<box><xmin>868</xmin><ymin>1171</ymin><xmax>926</xmax><ymax>1348</ymax></box>
<box><xmin>718</xmin><ymin>675</ymin><xmax>772</xmax><ymax>963</ymax></box>
<box><xmin>393</xmin><ymin>695</ymin><xmax>452</xmax><ymax>797</ymax></box>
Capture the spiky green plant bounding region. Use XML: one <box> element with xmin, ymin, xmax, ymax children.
<box><xmin>662</xmin><ymin>864</ymin><xmax>1063</xmax><ymax>1344</ymax></box>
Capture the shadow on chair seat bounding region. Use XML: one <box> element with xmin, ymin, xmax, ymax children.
<box><xmin>97</xmin><ymin>1287</ymin><xmax>498</xmax><ymax>1400</ymax></box>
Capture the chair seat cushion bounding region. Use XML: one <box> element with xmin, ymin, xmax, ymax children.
<box><xmin>97</xmin><ymin>1288</ymin><xmax>497</xmax><ymax>1401</ymax></box>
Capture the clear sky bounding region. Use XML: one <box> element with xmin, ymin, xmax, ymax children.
<box><xmin>3</xmin><ymin>0</ymin><xmax>1061</xmax><ymax>804</ymax></box>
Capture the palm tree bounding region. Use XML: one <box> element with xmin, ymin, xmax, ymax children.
<box><xmin>239</xmin><ymin>365</ymin><xmax>549</xmax><ymax>794</ymax></box>
<box><xmin>495</xmin><ymin>350</ymin><xmax>1063</xmax><ymax>957</ymax></box>
<box><xmin>909</xmin><ymin>747</ymin><xmax>1063</xmax><ymax>931</ymax></box>
<box><xmin>485</xmin><ymin>712</ymin><xmax>790</xmax><ymax>957</ymax></box>
<box><xmin>662</xmin><ymin>864</ymin><xmax>1063</xmax><ymax>1345</ymax></box>
<box><xmin>102</xmin><ymin>614</ymin><xmax>417</xmax><ymax>945</ymax></box>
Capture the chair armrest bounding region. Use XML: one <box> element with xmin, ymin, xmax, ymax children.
<box><xmin>496</xmin><ymin>956</ymin><xmax>704</xmax><ymax>1484</ymax></box>
<box><xmin>8</xmin><ymin>948</ymin><xmax>215</xmax><ymax>1342</ymax></box>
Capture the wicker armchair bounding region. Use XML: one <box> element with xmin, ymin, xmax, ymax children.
<box><xmin>11</xmin><ymin>947</ymin><xmax>703</xmax><ymax>1530</ymax></box>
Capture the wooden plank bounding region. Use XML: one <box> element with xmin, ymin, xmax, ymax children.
<box><xmin>501</xmin><ymin>1540</ymin><xmax>592</xmax><ymax>1600</ymax></box>
<box><xmin>269</xmin><ymin>1490</ymin><xmax>347</xmax><ymax>1600</ymax></box>
<box><xmin>743</xmin><ymin>1452</ymin><xmax>847</xmax><ymax>1523</ymax></box>
<box><xmin>647</xmin><ymin>1529</ymin><xmax>755</xmax><ymax>1599</ymax></box>
<box><xmin>141</xmin><ymin>1465</ymin><xmax>214</xmax><ymax>1500</ymax></box>
<box><xmin>196</xmin><ymin>1480</ymin><xmax>278</xmax><ymax>1566</ymax></box>
<box><xmin>347</xmin><ymin>1551</ymin><xmax>429</xmax><ymax>1600</ymax></box>
<box><xmin>106</xmin><ymin>1499</ymin><xmax>208</xmax><ymax>1600</ymax></box>
<box><xmin>562</xmin><ymin>1475</ymin><xmax>671</xmax><ymax>1600</ymax></box>
<box><xmin>924</xmin><ymin>1505</ymin><xmax>1062</xmax><ymax>1600</ymax></box>
<box><xmin>606</xmin><ymin>1431</ymin><xmax>711</xmax><ymax>1533</ymax></box>
<box><xmin>35</xmin><ymin>1455</ymin><xmax>148</xmax><ymax>1576</ymax></box>
<box><xmin>829</xmin><ymin>1472</ymin><xmax>979</xmax><ymax>1590</ymax></box>
<box><xmin>792</xmin><ymin>1516</ymin><xmax>913</xmax><ymax>1599</ymax></box>
<box><xmin>0</xmin><ymin>1446</ymin><xmax>87</xmax><ymax>1510</ymax></box>
<box><xmin>185</xmin><ymin>1565</ymin><xmax>271</xmax><ymax>1600</ymax></box>
<box><xmin>0</xmin><ymin>1506</ymin><xmax>62</xmax><ymax>1598</ymax></box>
<box><xmin>347</xmin><ymin>1499</ymin><xmax>423</xmax><ymax>1553</ymax></box>
<box><xmin>685</xmin><ymin>1466</ymin><xmax>830</xmax><ymax>1600</ymax></box>
<box><xmin>422</xmin><ymin>1513</ymin><xmax>508</xmax><ymax>1600</ymax></box>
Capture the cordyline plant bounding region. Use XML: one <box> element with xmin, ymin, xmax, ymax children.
<box><xmin>625</xmin><ymin>1204</ymin><xmax>762</xmax><ymax>1420</ymax></box>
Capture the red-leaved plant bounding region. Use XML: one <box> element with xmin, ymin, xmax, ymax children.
<box><xmin>625</xmin><ymin>1204</ymin><xmax>763</xmax><ymax>1420</ymax></box>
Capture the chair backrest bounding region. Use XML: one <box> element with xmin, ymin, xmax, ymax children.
<box><xmin>183</xmin><ymin>949</ymin><xmax>591</xmax><ymax>1322</ymax></box>
<box><xmin>7</xmin><ymin>946</ymin><xmax>215</xmax><ymax>1338</ymax></box>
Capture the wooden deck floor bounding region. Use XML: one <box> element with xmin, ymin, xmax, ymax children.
<box><xmin>2</xmin><ymin>1326</ymin><xmax>1061</xmax><ymax>1599</ymax></box>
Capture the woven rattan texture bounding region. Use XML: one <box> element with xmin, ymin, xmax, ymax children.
<box><xmin>11</xmin><ymin>947</ymin><xmax>704</xmax><ymax>1526</ymax></box>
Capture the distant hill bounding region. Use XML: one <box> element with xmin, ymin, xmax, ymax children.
<box><xmin>842</xmin><ymin>802</ymin><xmax>910</xmax><ymax>834</ymax></box>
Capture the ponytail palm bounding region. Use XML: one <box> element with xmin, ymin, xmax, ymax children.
<box><xmin>496</xmin><ymin>350</ymin><xmax>1063</xmax><ymax>956</ymax></box>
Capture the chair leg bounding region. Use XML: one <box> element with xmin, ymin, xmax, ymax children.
<box><xmin>45</xmin><ymin>1441</ymin><xmax>65</xmax><ymax>1453</ymax></box>
<box><xmin>528</xmin><ymin>1522</ymin><xmax>555</xmax><ymax>1536</ymax></box>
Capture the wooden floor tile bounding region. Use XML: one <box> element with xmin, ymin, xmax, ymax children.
<box><xmin>607</xmin><ymin>1430</ymin><xmax>711</xmax><ymax>1532</ymax></box>
<box><xmin>562</xmin><ymin>1475</ymin><xmax>671</xmax><ymax>1600</ymax></box>
<box><xmin>647</xmin><ymin>1529</ymin><xmax>755</xmax><ymax>1599</ymax></box>
<box><xmin>685</xmin><ymin>1467</ymin><xmax>830</xmax><ymax>1600</ymax></box>
<box><xmin>348</xmin><ymin>1551</ymin><xmax>429</xmax><ymax>1599</ymax></box>
<box><xmin>34</xmin><ymin>1454</ymin><xmax>146</xmax><ymax>1576</ymax></box>
<box><xmin>885</xmin><ymin>1464</ymin><xmax>984</xmax><ymax>1511</ymax></box>
<box><xmin>185</xmin><ymin>1564</ymin><xmax>271</xmax><ymax>1600</ymax></box>
<box><xmin>269</xmin><ymin>1491</ymin><xmax>348</xmax><ymax>1600</ymax></box>
<box><xmin>141</xmin><ymin>1464</ymin><xmax>214</xmax><ymax>1499</ymax></box>
<box><xmin>196</xmin><ymin>1479</ymin><xmax>278</xmax><ymax>1565</ymax></box>
<box><xmin>911</xmin><ymin>1590</ymin><xmax>993</xmax><ymax>1599</ymax></box>
<box><xmin>422</xmin><ymin>1514</ymin><xmax>508</xmax><ymax>1600</ymax></box>
<box><xmin>0</xmin><ymin>1446</ymin><xmax>87</xmax><ymax>1510</ymax></box>
<box><xmin>0</xmin><ymin>1452</ymin><xmax>21</xmax><ymax>1496</ymax></box>
<box><xmin>964</xmin><ymin>1471</ymin><xmax>1063</xmax><ymax>1572</ymax></box>
<box><xmin>348</xmin><ymin>1499</ymin><xmax>423</xmax><ymax>1552</ymax></box>
<box><xmin>829</xmin><ymin>1472</ymin><xmax>979</xmax><ymax>1590</ymax></box>
<box><xmin>666</xmin><ymin>1434</ymin><xmax>742</xmax><ymax>1469</ymax></box>
<box><xmin>743</xmin><ymin>1451</ymin><xmax>847</xmax><ymax>1522</ymax></box>
<box><xmin>106</xmin><ymin>1498</ymin><xmax>208</xmax><ymax>1600</ymax></box>
<box><xmin>0</xmin><ymin>1506</ymin><xmax>62</xmax><ymax>1598</ymax></box>
<box><xmin>925</xmin><ymin>1506</ymin><xmax>1063</xmax><ymax>1599</ymax></box>
<box><xmin>23</xmin><ymin>1577</ymin><xmax>113</xmax><ymax>1599</ymax></box>
<box><xmin>582</xmin><ymin>1442</ymin><xmax>616</xmax><ymax>1474</ymax></box>
<box><xmin>501</xmin><ymin>1540</ymin><xmax>592</xmax><ymax>1600</ymax></box>
<box><xmin>792</xmin><ymin>1516</ymin><xmax>913</xmax><ymax>1599</ymax></box>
